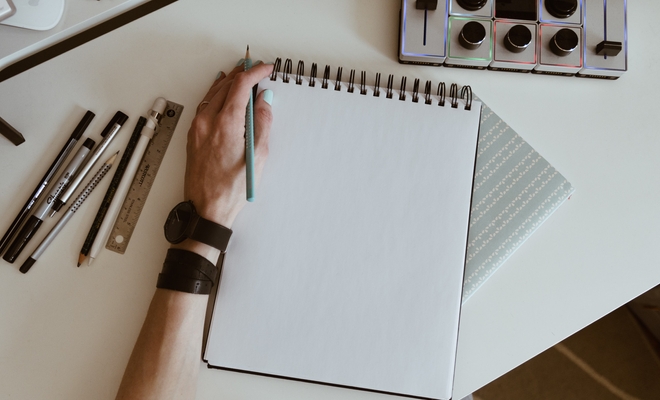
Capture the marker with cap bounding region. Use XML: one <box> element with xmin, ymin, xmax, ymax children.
<box><xmin>2</xmin><ymin>138</ymin><xmax>96</xmax><ymax>263</ymax></box>
<box><xmin>0</xmin><ymin>110</ymin><xmax>95</xmax><ymax>254</ymax></box>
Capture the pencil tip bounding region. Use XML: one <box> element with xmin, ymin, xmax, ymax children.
<box><xmin>77</xmin><ymin>253</ymin><xmax>85</xmax><ymax>267</ymax></box>
<box><xmin>245</xmin><ymin>45</ymin><xmax>250</xmax><ymax>59</ymax></box>
<box><xmin>107</xmin><ymin>151</ymin><xmax>119</xmax><ymax>164</ymax></box>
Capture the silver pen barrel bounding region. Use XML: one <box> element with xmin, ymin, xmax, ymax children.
<box><xmin>20</xmin><ymin>152</ymin><xmax>118</xmax><ymax>274</ymax></box>
<box><xmin>50</xmin><ymin>112</ymin><xmax>127</xmax><ymax>216</ymax></box>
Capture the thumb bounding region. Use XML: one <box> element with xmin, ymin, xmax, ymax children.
<box><xmin>253</xmin><ymin>89</ymin><xmax>274</xmax><ymax>162</ymax></box>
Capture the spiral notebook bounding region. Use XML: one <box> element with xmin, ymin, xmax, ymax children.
<box><xmin>204</xmin><ymin>59</ymin><xmax>481</xmax><ymax>400</ymax></box>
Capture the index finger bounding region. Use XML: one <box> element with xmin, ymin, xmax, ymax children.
<box><xmin>222</xmin><ymin>62</ymin><xmax>274</xmax><ymax>119</ymax></box>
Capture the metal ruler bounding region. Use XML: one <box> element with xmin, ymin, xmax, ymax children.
<box><xmin>106</xmin><ymin>100</ymin><xmax>184</xmax><ymax>254</ymax></box>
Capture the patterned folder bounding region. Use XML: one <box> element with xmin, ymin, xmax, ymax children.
<box><xmin>463</xmin><ymin>102</ymin><xmax>575</xmax><ymax>302</ymax></box>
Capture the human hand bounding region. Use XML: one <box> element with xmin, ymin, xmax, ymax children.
<box><xmin>184</xmin><ymin>61</ymin><xmax>274</xmax><ymax>229</ymax></box>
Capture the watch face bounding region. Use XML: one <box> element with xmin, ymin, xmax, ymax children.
<box><xmin>164</xmin><ymin>201</ymin><xmax>195</xmax><ymax>243</ymax></box>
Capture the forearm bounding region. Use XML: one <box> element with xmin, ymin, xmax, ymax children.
<box><xmin>116</xmin><ymin>241</ymin><xmax>218</xmax><ymax>400</ymax></box>
<box><xmin>115</xmin><ymin>61</ymin><xmax>273</xmax><ymax>400</ymax></box>
<box><xmin>115</xmin><ymin>288</ymin><xmax>207</xmax><ymax>400</ymax></box>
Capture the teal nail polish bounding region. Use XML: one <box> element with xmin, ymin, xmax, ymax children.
<box><xmin>254</xmin><ymin>60</ymin><xmax>263</xmax><ymax>66</ymax></box>
<box><xmin>236</xmin><ymin>58</ymin><xmax>245</xmax><ymax>67</ymax></box>
<box><xmin>263</xmin><ymin>89</ymin><xmax>273</xmax><ymax>106</ymax></box>
<box><xmin>215</xmin><ymin>70</ymin><xmax>224</xmax><ymax>80</ymax></box>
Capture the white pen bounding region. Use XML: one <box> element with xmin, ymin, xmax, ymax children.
<box><xmin>20</xmin><ymin>152</ymin><xmax>119</xmax><ymax>274</ymax></box>
<box><xmin>50</xmin><ymin>111</ymin><xmax>128</xmax><ymax>217</ymax></box>
<box><xmin>88</xmin><ymin>98</ymin><xmax>166</xmax><ymax>265</ymax></box>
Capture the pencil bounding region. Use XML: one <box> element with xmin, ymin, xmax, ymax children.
<box><xmin>20</xmin><ymin>152</ymin><xmax>118</xmax><ymax>274</ymax></box>
<box><xmin>244</xmin><ymin>45</ymin><xmax>256</xmax><ymax>201</ymax></box>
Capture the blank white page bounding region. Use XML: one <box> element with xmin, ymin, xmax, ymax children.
<box><xmin>205</xmin><ymin>71</ymin><xmax>481</xmax><ymax>400</ymax></box>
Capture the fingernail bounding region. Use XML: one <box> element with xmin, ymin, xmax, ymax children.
<box><xmin>254</xmin><ymin>60</ymin><xmax>263</xmax><ymax>66</ymax></box>
<box><xmin>236</xmin><ymin>58</ymin><xmax>245</xmax><ymax>67</ymax></box>
<box><xmin>215</xmin><ymin>70</ymin><xmax>224</xmax><ymax>80</ymax></box>
<box><xmin>263</xmin><ymin>89</ymin><xmax>274</xmax><ymax>106</ymax></box>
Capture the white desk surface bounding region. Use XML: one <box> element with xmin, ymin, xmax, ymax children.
<box><xmin>1</xmin><ymin>1</ymin><xmax>659</xmax><ymax>399</ymax></box>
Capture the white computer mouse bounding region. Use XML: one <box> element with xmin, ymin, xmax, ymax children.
<box><xmin>0</xmin><ymin>0</ymin><xmax>64</xmax><ymax>31</ymax></box>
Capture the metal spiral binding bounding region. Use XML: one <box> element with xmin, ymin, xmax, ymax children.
<box><xmin>460</xmin><ymin>85</ymin><xmax>473</xmax><ymax>110</ymax></box>
<box><xmin>437</xmin><ymin>82</ymin><xmax>446</xmax><ymax>106</ymax></box>
<box><xmin>282</xmin><ymin>59</ymin><xmax>292</xmax><ymax>83</ymax></box>
<box><xmin>71</xmin><ymin>164</ymin><xmax>111</xmax><ymax>213</ymax></box>
<box><xmin>309</xmin><ymin>63</ymin><xmax>317</xmax><ymax>87</ymax></box>
<box><xmin>322</xmin><ymin>65</ymin><xmax>330</xmax><ymax>89</ymax></box>
<box><xmin>334</xmin><ymin>67</ymin><xmax>343</xmax><ymax>91</ymax></box>
<box><xmin>424</xmin><ymin>80</ymin><xmax>432</xmax><ymax>105</ymax></box>
<box><xmin>268</xmin><ymin>57</ymin><xmax>474</xmax><ymax>110</ymax></box>
<box><xmin>295</xmin><ymin>61</ymin><xmax>304</xmax><ymax>85</ymax></box>
<box><xmin>386</xmin><ymin>74</ymin><xmax>394</xmax><ymax>99</ymax></box>
<box><xmin>269</xmin><ymin>58</ymin><xmax>281</xmax><ymax>81</ymax></box>
<box><xmin>412</xmin><ymin>79</ymin><xmax>420</xmax><ymax>103</ymax></box>
<box><xmin>449</xmin><ymin>83</ymin><xmax>459</xmax><ymax>108</ymax></box>
<box><xmin>360</xmin><ymin>71</ymin><xmax>367</xmax><ymax>95</ymax></box>
<box><xmin>374</xmin><ymin>73</ymin><xmax>381</xmax><ymax>97</ymax></box>
<box><xmin>348</xmin><ymin>69</ymin><xmax>356</xmax><ymax>93</ymax></box>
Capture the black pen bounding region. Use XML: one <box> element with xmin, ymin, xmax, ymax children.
<box><xmin>50</xmin><ymin>111</ymin><xmax>128</xmax><ymax>217</ymax></box>
<box><xmin>78</xmin><ymin>116</ymin><xmax>146</xmax><ymax>267</ymax></box>
<box><xmin>2</xmin><ymin>138</ymin><xmax>95</xmax><ymax>263</ymax></box>
<box><xmin>0</xmin><ymin>110</ymin><xmax>95</xmax><ymax>255</ymax></box>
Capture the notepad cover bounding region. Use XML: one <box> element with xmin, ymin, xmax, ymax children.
<box><xmin>463</xmin><ymin>101</ymin><xmax>574</xmax><ymax>302</ymax></box>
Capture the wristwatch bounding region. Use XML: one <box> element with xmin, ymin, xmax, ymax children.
<box><xmin>163</xmin><ymin>201</ymin><xmax>233</xmax><ymax>253</ymax></box>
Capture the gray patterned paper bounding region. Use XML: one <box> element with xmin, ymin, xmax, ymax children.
<box><xmin>463</xmin><ymin>102</ymin><xmax>574</xmax><ymax>302</ymax></box>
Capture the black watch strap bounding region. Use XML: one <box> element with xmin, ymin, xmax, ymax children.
<box><xmin>191</xmin><ymin>216</ymin><xmax>232</xmax><ymax>252</ymax></box>
<box><xmin>157</xmin><ymin>273</ymin><xmax>214</xmax><ymax>295</ymax></box>
<box><xmin>156</xmin><ymin>249</ymin><xmax>219</xmax><ymax>295</ymax></box>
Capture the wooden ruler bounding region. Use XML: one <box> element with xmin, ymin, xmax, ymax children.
<box><xmin>106</xmin><ymin>100</ymin><xmax>183</xmax><ymax>254</ymax></box>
